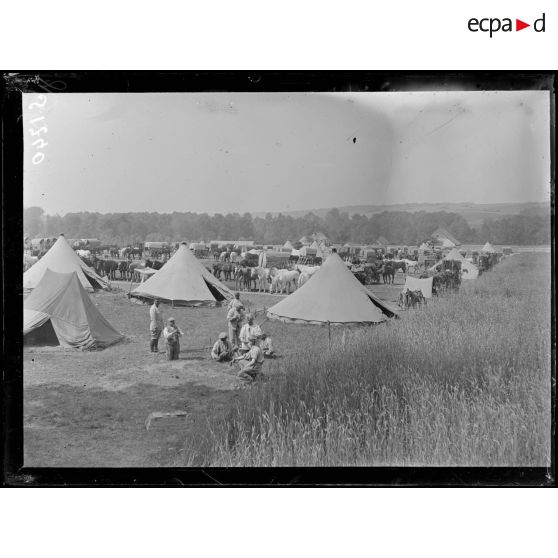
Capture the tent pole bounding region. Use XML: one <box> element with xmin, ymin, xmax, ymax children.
<box><xmin>328</xmin><ymin>321</ymin><xmax>331</xmax><ymax>349</ymax></box>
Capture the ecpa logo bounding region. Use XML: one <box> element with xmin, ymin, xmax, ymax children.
<box><xmin>468</xmin><ymin>13</ymin><xmax>546</xmax><ymax>37</ymax></box>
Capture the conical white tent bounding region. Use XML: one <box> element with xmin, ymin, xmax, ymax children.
<box><xmin>24</xmin><ymin>269</ymin><xmax>123</xmax><ymax>349</ymax></box>
<box><xmin>267</xmin><ymin>252</ymin><xmax>398</xmax><ymax>325</ymax></box>
<box><xmin>442</xmin><ymin>248</ymin><xmax>479</xmax><ymax>280</ymax></box>
<box><xmin>23</xmin><ymin>234</ymin><xmax>109</xmax><ymax>292</ymax></box>
<box><xmin>130</xmin><ymin>243</ymin><xmax>233</xmax><ymax>306</ymax></box>
<box><xmin>481</xmin><ymin>242</ymin><xmax>497</xmax><ymax>253</ymax></box>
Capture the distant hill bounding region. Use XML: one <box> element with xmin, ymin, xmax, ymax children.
<box><xmin>252</xmin><ymin>202</ymin><xmax>549</xmax><ymax>226</ymax></box>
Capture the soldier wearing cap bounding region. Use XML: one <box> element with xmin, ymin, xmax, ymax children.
<box><xmin>228</xmin><ymin>292</ymin><xmax>245</xmax><ymax>313</ymax></box>
<box><xmin>226</xmin><ymin>299</ymin><xmax>243</xmax><ymax>347</ymax></box>
<box><xmin>232</xmin><ymin>335</ymin><xmax>264</xmax><ymax>381</ymax></box>
<box><xmin>211</xmin><ymin>332</ymin><xmax>235</xmax><ymax>362</ymax></box>
<box><xmin>163</xmin><ymin>317</ymin><xmax>183</xmax><ymax>360</ymax></box>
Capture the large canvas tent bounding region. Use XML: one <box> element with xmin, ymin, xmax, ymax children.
<box><xmin>24</xmin><ymin>269</ymin><xmax>123</xmax><ymax>349</ymax></box>
<box><xmin>130</xmin><ymin>243</ymin><xmax>233</xmax><ymax>306</ymax></box>
<box><xmin>23</xmin><ymin>234</ymin><xmax>109</xmax><ymax>292</ymax></box>
<box><xmin>267</xmin><ymin>252</ymin><xmax>398</xmax><ymax>325</ymax></box>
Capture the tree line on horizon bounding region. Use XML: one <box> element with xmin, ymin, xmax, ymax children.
<box><xmin>24</xmin><ymin>206</ymin><xmax>550</xmax><ymax>247</ymax></box>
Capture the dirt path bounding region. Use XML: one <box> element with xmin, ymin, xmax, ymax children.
<box><xmin>24</xmin><ymin>347</ymin><xmax>247</xmax><ymax>466</ymax></box>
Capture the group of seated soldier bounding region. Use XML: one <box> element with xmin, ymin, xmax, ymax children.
<box><xmin>211</xmin><ymin>317</ymin><xmax>274</xmax><ymax>382</ymax></box>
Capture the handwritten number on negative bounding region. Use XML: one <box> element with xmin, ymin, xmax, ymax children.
<box><xmin>28</xmin><ymin>94</ymin><xmax>47</xmax><ymax>110</ymax></box>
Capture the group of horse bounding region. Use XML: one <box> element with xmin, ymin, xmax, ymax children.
<box><xmin>77</xmin><ymin>255</ymin><xmax>165</xmax><ymax>281</ymax></box>
<box><xmin>397</xmin><ymin>269</ymin><xmax>461</xmax><ymax>311</ymax></box>
<box><xmin>399</xmin><ymin>289</ymin><xmax>427</xmax><ymax>309</ymax></box>
<box><xmin>211</xmin><ymin>262</ymin><xmax>319</xmax><ymax>294</ymax></box>
<box><xmin>352</xmin><ymin>260</ymin><xmax>409</xmax><ymax>286</ymax></box>
<box><xmin>429</xmin><ymin>269</ymin><xmax>461</xmax><ymax>294</ymax></box>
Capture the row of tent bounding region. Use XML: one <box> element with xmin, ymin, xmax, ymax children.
<box><xmin>24</xmin><ymin>235</ymin><xmax>502</xmax><ymax>348</ymax></box>
<box><xmin>130</xmin><ymin>243</ymin><xmax>397</xmax><ymax>324</ymax></box>
<box><xmin>24</xmin><ymin>235</ymin><xmax>501</xmax><ymax>349</ymax></box>
<box><xmin>400</xmin><ymin>243</ymin><xmax>499</xmax><ymax>298</ymax></box>
<box><xmin>23</xmin><ymin>236</ymin><xmax>399</xmax><ymax>349</ymax></box>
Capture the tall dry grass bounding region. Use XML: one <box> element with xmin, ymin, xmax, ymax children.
<box><xmin>182</xmin><ymin>254</ymin><xmax>552</xmax><ymax>466</ymax></box>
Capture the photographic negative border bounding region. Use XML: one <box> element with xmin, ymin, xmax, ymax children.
<box><xmin>2</xmin><ymin>71</ymin><xmax>556</xmax><ymax>486</ymax></box>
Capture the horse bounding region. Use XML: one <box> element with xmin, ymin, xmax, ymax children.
<box><xmin>381</xmin><ymin>262</ymin><xmax>395</xmax><ymax>284</ymax></box>
<box><xmin>234</xmin><ymin>265</ymin><xmax>253</xmax><ymax>291</ymax></box>
<box><xmin>387</xmin><ymin>260</ymin><xmax>406</xmax><ymax>273</ymax></box>
<box><xmin>274</xmin><ymin>269</ymin><xmax>300</xmax><ymax>294</ymax></box>
<box><xmin>296</xmin><ymin>265</ymin><xmax>319</xmax><ymax>288</ymax></box>
<box><xmin>212</xmin><ymin>262</ymin><xmax>222</xmax><ymax>279</ymax></box>
<box><xmin>145</xmin><ymin>259</ymin><xmax>164</xmax><ymax>271</ymax></box>
<box><xmin>409</xmin><ymin>289</ymin><xmax>426</xmax><ymax>308</ymax></box>
<box><xmin>402</xmin><ymin>259</ymin><xmax>419</xmax><ymax>274</ymax></box>
<box><xmin>128</xmin><ymin>261</ymin><xmax>145</xmax><ymax>282</ymax></box>
<box><xmin>97</xmin><ymin>259</ymin><xmax>118</xmax><ymax>280</ymax></box>
<box><xmin>131</xmin><ymin>247</ymin><xmax>143</xmax><ymax>260</ymax></box>
<box><xmin>253</xmin><ymin>267</ymin><xmax>269</xmax><ymax>292</ymax></box>
<box><xmin>118</xmin><ymin>260</ymin><xmax>129</xmax><ymax>280</ymax></box>
<box><xmin>220</xmin><ymin>262</ymin><xmax>233</xmax><ymax>281</ymax></box>
<box><xmin>399</xmin><ymin>289</ymin><xmax>426</xmax><ymax>309</ymax></box>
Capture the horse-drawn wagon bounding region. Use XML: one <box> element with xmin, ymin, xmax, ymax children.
<box><xmin>144</xmin><ymin>241</ymin><xmax>171</xmax><ymax>259</ymax></box>
<box><xmin>264</xmin><ymin>251</ymin><xmax>292</xmax><ymax>269</ymax></box>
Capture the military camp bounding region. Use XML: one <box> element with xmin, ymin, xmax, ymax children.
<box><xmin>20</xmin><ymin>88</ymin><xmax>551</xmax><ymax>471</ymax></box>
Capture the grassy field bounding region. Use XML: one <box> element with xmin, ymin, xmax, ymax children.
<box><xmin>178</xmin><ymin>253</ymin><xmax>552</xmax><ymax>467</ymax></box>
<box><xmin>23</xmin><ymin>270</ymin><xmax>405</xmax><ymax>466</ymax></box>
<box><xmin>23</xmin><ymin>255</ymin><xmax>551</xmax><ymax>467</ymax></box>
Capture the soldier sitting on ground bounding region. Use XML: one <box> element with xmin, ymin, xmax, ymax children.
<box><xmin>211</xmin><ymin>332</ymin><xmax>235</xmax><ymax>362</ymax></box>
<box><xmin>231</xmin><ymin>336</ymin><xmax>264</xmax><ymax>382</ymax></box>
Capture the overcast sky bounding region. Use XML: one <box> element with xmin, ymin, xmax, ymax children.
<box><xmin>23</xmin><ymin>90</ymin><xmax>551</xmax><ymax>215</ymax></box>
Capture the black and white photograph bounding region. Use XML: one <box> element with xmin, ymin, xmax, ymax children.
<box><xmin>7</xmin><ymin>73</ymin><xmax>553</xmax><ymax>476</ymax></box>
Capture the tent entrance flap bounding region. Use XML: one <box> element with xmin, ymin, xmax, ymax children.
<box><xmin>366</xmin><ymin>295</ymin><xmax>397</xmax><ymax>318</ymax></box>
<box><xmin>85</xmin><ymin>272</ymin><xmax>105</xmax><ymax>290</ymax></box>
<box><xmin>204</xmin><ymin>279</ymin><xmax>225</xmax><ymax>302</ymax></box>
<box><xmin>24</xmin><ymin>319</ymin><xmax>59</xmax><ymax>346</ymax></box>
